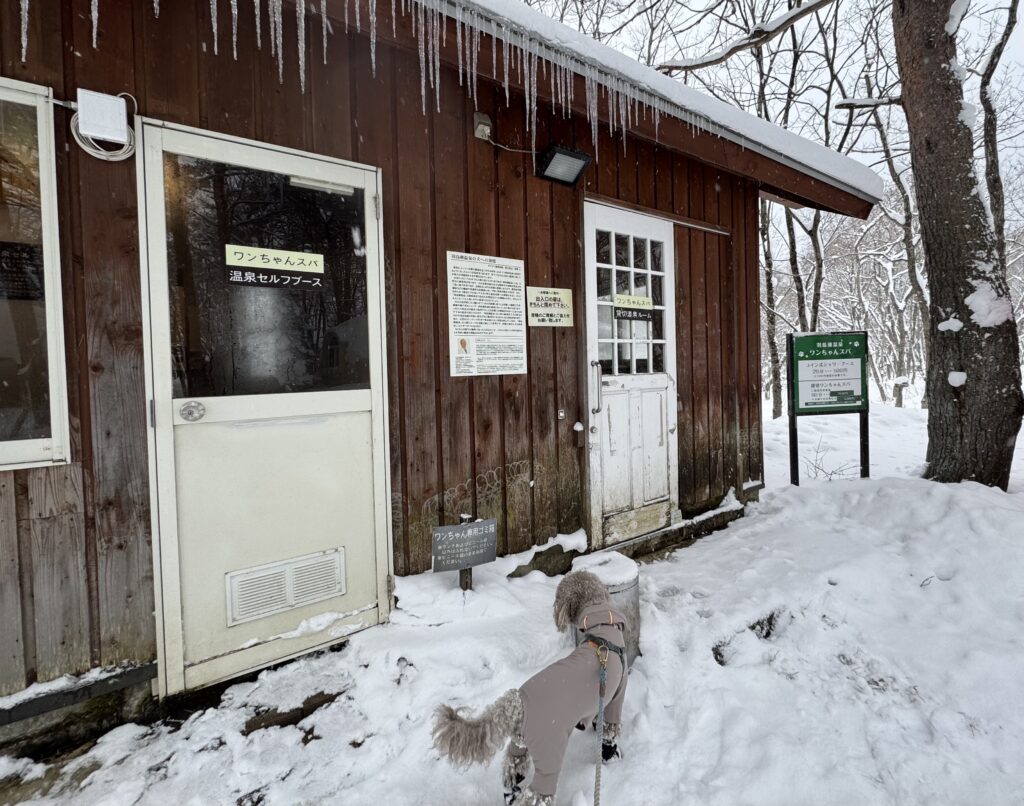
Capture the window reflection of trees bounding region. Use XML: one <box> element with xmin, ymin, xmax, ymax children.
<box><xmin>164</xmin><ymin>155</ymin><xmax>369</xmax><ymax>398</ymax></box>
<box><xmin>0</xmin><ymin>99</ymin><xmax>50</xmax><ymax>442</ymax></box>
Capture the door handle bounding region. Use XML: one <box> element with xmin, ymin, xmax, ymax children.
<box><xmin>591</xmin><ymin>360</ymin><xmax>603</xmax><ymax>415</ymax></box>
<box><xmin>179</xmin><ymin>400</ymin><xmax>207</xmax><ymax>422</ymax></box>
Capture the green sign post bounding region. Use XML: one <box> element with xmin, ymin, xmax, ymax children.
<box><xmin>786</xmin><ymin>331</ymin><xmax>869</xmax><ymax>485</ymax></box>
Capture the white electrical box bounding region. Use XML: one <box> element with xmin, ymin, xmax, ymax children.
<box><xmin>76</xmin><ymin>89</ymin><xmax>129</xmax><ymax>144</ymax></box>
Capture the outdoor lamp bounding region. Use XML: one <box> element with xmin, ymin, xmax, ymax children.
<box><xmin>536</xmin><ymin>144</ymin><xmax>592</xmax><ymax>186</ymax></box>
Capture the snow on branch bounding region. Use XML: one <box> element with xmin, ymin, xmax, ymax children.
<box><xmin>657</xmin><ymin>0</ymin><xmax>838</xmax><ymax>74</ymax></box>
<box><xmin>835</xmin><ymin>96</ymin><xmax>903</xmax><ymax>110</ymax></box>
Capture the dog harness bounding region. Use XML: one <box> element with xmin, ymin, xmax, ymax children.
<box><xmin>580</xmin><ymin>611</ymin><xmax>627</xmax><ymax>806</ymax></box>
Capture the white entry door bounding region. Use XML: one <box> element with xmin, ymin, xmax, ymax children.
<box><xmin>141</xmin><ymin>124</ymin><xmax>391</xmax><ymax>695</ymax></box>
<box><xmin>584</xmin><ymin>202</ymin><xmax>679</xmax><ymax>546</ymax></box>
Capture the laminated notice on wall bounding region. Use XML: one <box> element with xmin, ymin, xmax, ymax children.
<box><xmin>448</xmin><ymin>251</ymin><xmax>527</xmax><ymax>377</ymax></box>
<box><xmin>527</xmin><ymin>287</ymin><xmax>573</xmax><ymax>327</ymax></box>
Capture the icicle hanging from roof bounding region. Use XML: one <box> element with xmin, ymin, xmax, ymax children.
<box><xmin>91</xmin><ymin>0</ymin><xmax>99</xmax><ymax>48</ymax></box>
<box><xmin>254</xmin><ymin>0</ymin><xmax>262</xmax><ymax>49</ymax></box>
<box><xmin>20</xmin><ymin>0</ymin><xmax>29</xmax><ymax>62</ymax></box>
<box><xmin>209</xmin><ymin>0</ymin><xmax>219</xmax><ymax>56</ymax></box>
<box><xmin>322</xmin><ymin>0</ymin><xmax>328</xmax><ymax>64</ymax></box>
<box><xmin>231</xmin><ymin>0</ymin><xmax>239</xmax><ymax>60</ymax></box>
<box><xmin>153</xmin><ymin>0</ymin><xmax>160</xmax><ymax>18</ymax></box>
<box><xmin>297</xmin><ymin>0</ymin><xmax>306</xmax><ymax>92</ymax></box>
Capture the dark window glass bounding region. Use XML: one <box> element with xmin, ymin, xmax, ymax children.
<box><xmin>653</xmin><ymin>343</ymin><xmax>665</xmax><ymax>372</ymax></box>
<box><xmin>597</xmin><ymin>268</ymin><xmax>612</xmax><ymax>301</ymax></box>
<box><xmin>615</xmin><ymin>270</ymin><xmax>630</xmax><ymax>296</ymax></box>
<box><xmin>633</xmin><ymin>272</ymin><xmax>649</xmax><ymax>298</ymax></box>
<box><xmin>651</xmin><ymin>274</ymin><xmax>663</xmax><ymax>305</ymax></box>
<box><xmin>596</xmin><ymin>230</ymin><xmax>611</xmax><ymax>264</ymax></box>
<box><xmin>616</xmin><ymin>319</ymin><xmax>629</xmax><ymax>340</ymax></box>
<box><xmin>651</xmin><ymin>241</ymin><xmax>663</xmax><ymax>272</ymax></box>
<box><xmin>633</xmin><ymin>237</ymin><xmax>647</xmax><ymax>270</ymax></box>
<box><xmin>617</xmin><ymin>342</ymin><xmax>631</xmax><ymax>374</ymax></box>
<box><xmin>598</xmin><ymin>306</ymin><xmax>613</xmax><ymax>339</ymax></box>
<box><xmin>164</xmin><ymin>154</ymin><xmax>369</xmax><ymax>398</ymax></box>
<box><xmin>635</xmin><ymin>341</ymin><xmax>650</xmax><ymax>373</ymax></box>
<box><xmin>599</xmin><ymin>342</ymin><xmax>613</xmax><ymax>375</ymax></box>
<box><xmin>0</xmin><ymin>100</ymin><xmax>50</xmax><ymax>442</ymax></box>
<box><xmin>615</xmin><ymin>234</ymin><xmax>629</xmax><ymax>267</ymax></box>
<box><xmin>652</xmin><ymin>311</ymin><xmax>664</xmax><ymax>340</ymax></box>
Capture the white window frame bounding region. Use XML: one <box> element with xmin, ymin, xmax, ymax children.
<box><xmin>0</xmin><ymin>78</ymin><xmax>70</xmax><ymax>470</ymax></box>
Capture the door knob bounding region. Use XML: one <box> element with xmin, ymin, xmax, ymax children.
<box><xmin>179</xmin><ymin>401</ymin><xmax>206</xmax><ymax>422</ymax></box>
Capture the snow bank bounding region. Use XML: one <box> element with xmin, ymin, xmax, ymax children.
<box><xmin>572</xmin><ymin>550</ymin><xmax>638</xmax><ymax>587</ymax></box>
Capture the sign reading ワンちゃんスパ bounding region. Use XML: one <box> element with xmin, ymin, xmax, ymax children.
<box><xmin>791</xmin><ymin>331</ymin><xmax>868</xmax><ymax>415</ymax></box>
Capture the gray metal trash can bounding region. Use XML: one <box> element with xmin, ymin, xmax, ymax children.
<box><xmin>572</xmin><ymin>551</ymin><xmax>641</xmax><ymax>668</ymax></box>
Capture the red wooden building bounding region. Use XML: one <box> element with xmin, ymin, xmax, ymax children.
<box><xmin>0</xmin><ymin>0</ymin><xmax>879</xmax><ymax>733</ymax></box>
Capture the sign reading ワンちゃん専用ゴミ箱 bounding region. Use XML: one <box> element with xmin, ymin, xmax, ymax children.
<box><xmin>431</xmin><ymin>519</ymin><xmax>498</xmax><ymax>573</ymax></box>
<box><xmin>790</xmin><ymin>331</ymin><xmax>868</xmax><ymax>415</ymax></box>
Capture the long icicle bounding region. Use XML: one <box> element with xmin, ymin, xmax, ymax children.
<box><xmin>231</xmin><ymin>0</ymin><xmax>239</xmax><ymax>60</ymax></box>
<box><xmin>20</xmin><ymin>0</ymin><xmax>29</xmax><ymax>61</ymax></box>
<box><xmin>322</xmin><ymin>0</ymin><xmax>328</xmax><ymax>64</ymax></box>
<box><xmin>91</xmin><ymin>0</ymin><xmax>99</xmax><ymax>48</ymax></box>
<box><xmin>255</xmin><ymin>0</ymin><xmax>262</xmax><ymax>49</ymax></box>
<box><xmin>297</xmin><ymin>0</ymin><xmax>306</xmax><ymax>93</ymax></box>
<box><xmin>209</xmin><ymin>0</ymin><xmax>218</xmax><ymax>56</ymax></box>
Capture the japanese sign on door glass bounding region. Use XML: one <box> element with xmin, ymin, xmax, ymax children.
<box><xmin>448</xmin><ymin>251</ymin><xmax>527</xmax><ymax>377</ymax></box>
<box><xmin>791</xmin><ymin>331</ymin><xmax>868</xmax><ymax>414</ymax></box>
<box><xmin>613</xmin><ymin>293</ymin><xmax>654</xmax><ymax>321</ymax></box>
<box><xmin>225</xmin><ymin>244</ymin><xmax>325</xmax><ymax>288</ymax></box>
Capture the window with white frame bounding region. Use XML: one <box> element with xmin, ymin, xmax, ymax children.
<box><xmin>0</xmin><ymin>79</ymin><xmax>69</xmax><ymax>469</ymax></box>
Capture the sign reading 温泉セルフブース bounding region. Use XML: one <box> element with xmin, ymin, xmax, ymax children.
<box><xmin>225</xmin><ymin>244</ymin><xmax>325</xmax><ymax>289</ymax></box>
<box><xmin>791</xmin><ymin>331</ymin><xmax>868</xmax><ymax>415</ymax></box>
<box><xmin>448</xmin><ymin>251</ymin><xmax>527</xmax><ymax>376</ymax></box>
<box><xmin>431</xmin><ymin>519</ymin><xmax>498</xmax><ymax>573</ymax></box>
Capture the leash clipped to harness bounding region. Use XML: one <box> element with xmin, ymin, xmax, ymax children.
<box><xmin>584</xmin><ymin>634</ymin><xmax>625</xmax><ymax>806</ymax></box>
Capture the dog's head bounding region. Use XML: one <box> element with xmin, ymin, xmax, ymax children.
<box><xmin>553</xmin><ymin>570</ymin><xmax>611</xmax><ymax>632</ymax></box>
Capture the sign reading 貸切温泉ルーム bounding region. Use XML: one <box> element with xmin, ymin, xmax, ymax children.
<box><xmin>431</xmin><ymin>519</ymin><xmax>498</xmax><ymax>573</ymax></box>
<box><xmin>613</xmin><ymin>293</ymin><xmax>654</xmax><ymax>322</ymax></box>
<box><xmin>448</xmin><ymin>251</ymin><xmax>527</xmax><ymax>377</ymax></box>
<box><xmin>791</xmin><ymin>331</ymin><xmax>868</xmax><ymax>415</ymax></box>
<box><xmin>225</xmin><ymin>244</ymin><xmax>326</xmax><ymax>289</ymax></box>
<box><xmin>527</xmin><ymin>287</ymin><xmax>574</xmax><ymax>327</ymax></box>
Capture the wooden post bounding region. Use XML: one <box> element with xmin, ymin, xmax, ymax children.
<box><xmin>786</xmin><ymin>333</ymin><xmax>799</xmax><ymax>486</ymax></box>
<box><xmin>459</xmin><ymin>514</ymin><xmax>473</xmax><ymax>591</ymax></box>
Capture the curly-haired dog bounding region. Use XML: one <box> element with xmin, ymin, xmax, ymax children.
<box><xmin>432</xmin><ymin>570</ymin><xmax>629</xmax><ymax>805</ymax></box>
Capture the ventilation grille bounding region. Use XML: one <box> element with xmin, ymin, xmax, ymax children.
<box><xmin>226</xmin><ymin>549</ymin><xmax>346</xmax><ymax>627</ymax></box>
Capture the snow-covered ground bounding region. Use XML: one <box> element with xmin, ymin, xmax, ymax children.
<box><xmin>3</xmin><ymin>405</ymin><xmax>1024</xmax><ymax>806</ymax></box>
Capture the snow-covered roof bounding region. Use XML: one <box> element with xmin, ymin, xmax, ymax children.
<box><xmin>423</xmin><ymin>0</ymin><xmax>884</xmax><ymax>205</ymax></box>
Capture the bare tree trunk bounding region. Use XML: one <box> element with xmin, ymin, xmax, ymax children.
<box><xmin>785</xmin><ymin>209</ymin><xmax>809</xmax><ymax>331</ymax></box>
<box><xmin>760</xmin><ymin>199</ymin><xmax>784</xmax><ymax>419</ymax></box>
<box><xmin>893</xmin><ymin>0</ymin><xmax>1024</xmax><ymax>489</ymax></box>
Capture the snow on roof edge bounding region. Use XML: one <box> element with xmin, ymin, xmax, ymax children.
<box><xmin>436</xmin><ymin>0</ymin><xmax>884</xmax><ymax>205</ymax></box>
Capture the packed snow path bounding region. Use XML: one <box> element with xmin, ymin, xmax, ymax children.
<box><xmin>3</xmin><ymin>408</ymin><xmax>1023</xmax><ymax>805</ymax></box>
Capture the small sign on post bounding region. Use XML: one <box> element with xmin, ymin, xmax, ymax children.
<box><xmin>431</xmin><ymin>517</ymin><xmax>498</xmax><ymax>591</ymax></box>
<box><xmin>786</xmin><ymin>331</ymin><xmax>870</xmax><ymax>485</ymax></box>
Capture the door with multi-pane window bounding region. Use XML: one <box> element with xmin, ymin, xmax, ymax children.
<box><xmin>584</xmin><ymin>201</ymin><xmax>678</xmax><ymax>545</ymax></box>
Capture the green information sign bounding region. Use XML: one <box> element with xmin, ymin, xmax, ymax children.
<box><xmin>790</xmin><ymin>331</ymin><xmax>868</xmax><ymax>415</ymax></box>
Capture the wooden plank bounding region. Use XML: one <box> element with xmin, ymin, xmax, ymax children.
<box><xmin>351</xmin><ymin>36</ymin><xmax>406</xmax><ymax>572</ymax></box>
<box><xmin>526</xmin><ymin>111</ymin><xmax>558</xmax><ymax>545</ymax></box>
<box><xmin>553</xmin><ymin>112</ymin><xmax>583</xmax><ymax>535</ymax></box>
<box><xmin>654</xmin><ymin>147</ymin><xmax>673</xmax><ymax>214</ymax></box>
<box><xmin>704</xmin><ymin>175</ymin><xmax>724</xmax><ymax>501</ymax></box>
<box><xmin>28</xmin><ymin>513</ymin><xmax>89</xmax><ymax>681</ymax></box>
<box><xmin>136</xmin><ymin>0</ymin><xmax>200</xmax><ymax>124</ymax></box>
<box><xmin>466</xmin><ymin>86</ymin><xmax>507</xmax><ymax>553</ymax></box>
<box><xmin>718</xmin><ymin>177</ymin><xmax>739</xmax><ymax>494</ymax></box>
<box><xmin>310</xmin><ymin>28</ymin><xmax>354</xmax><ymax>160</ymax></box>
<box><xmin>618</xmin><ymin>135</ymin><xmax>637</xmax><ymax>204</ymax></box>
<box><xmin>635</xmin><ymin>138</ymin><xmax>655</xmax><ymax>209</ymax></box>
<box><xmin>432</xmin><ymin>66</ymin><xmax>473</xmax><ymax>530</ymax></box>
<box><xmin>596</xmin><ymin>126</ymin><xmax>617</xmax><ymax>198</ymax></box>
<box><xmin>0</xmin><ymin>0</ymin><xmax>64</xmax><ymax>89</ymax></box>
<box><xmin>0</xmin><ymin>474</ymin><xmax>26</xmax><ymax>695</ymax></box>
<box><xmin>733</xmin><ymin>180</ymin><xmax>749</xmax><ymax>487</ymax></box>
<box><xmin>688</xmin><ymin>163</ymin><xmax>710</xmax><ymax>508</ymax></box>
<box><xmin>255</xmin><ymin>0</ymin><xmax>312</xmax><ymax>150</ymax></box>
<box><xmin>198</xmin><ymin>0</ymin><xmax>257</xmax><ymax>139</ymax></box>
<box><xmin>746</xmin><ymin>185</ymin><xmax>765</xmax><ymax>483</ymax></box>
<box><xmin>392</xmin><ymin>50</ymin><xmax>439</xmax><ymax>573</ymax></box>
<box><xmin>673</xmin><ymin>156</ymin><xmax>695</xmax><ymax>510</ymax></box>
<box><xmin>496</xmin><ymin>96</ymin><xmax>532</xmax><ymax>554</ymax></box>
<box><xmin>69</xmin><ymin>0</ymin><xmax>155</xmax><ymax>666</ymax></box>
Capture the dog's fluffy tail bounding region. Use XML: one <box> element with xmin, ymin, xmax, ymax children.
<box><xmin>432</xmin><ymin>688</ymin><xmax>523</xmax><ymax>768</ymax></box>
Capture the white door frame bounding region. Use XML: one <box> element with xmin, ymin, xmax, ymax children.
<box><xmin>583</xmin><ymin>199</ymin><xmax>679</xmax><ymax>548</ymax></box>
<box><xmin>136</xmin><ymin>119</ymin><xmax>393</xmax><ymax>697</ymax></box>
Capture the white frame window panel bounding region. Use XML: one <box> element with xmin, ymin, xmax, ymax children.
<box><xmin>0</xmin><ymin>78</ymin><xmax>70</xmax><ymax>470</ymax></box>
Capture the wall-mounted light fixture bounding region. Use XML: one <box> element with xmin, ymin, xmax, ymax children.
<box><xmin>536</xmin><ymin>144</ymin><xmax>592</xmax><ymax>187</ymax></box>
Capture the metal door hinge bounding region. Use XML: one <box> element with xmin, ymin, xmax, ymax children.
<box><xmin>373</xmin><ymin>194</ymin><xmax>381</xmax><ymax>221</ymax></box>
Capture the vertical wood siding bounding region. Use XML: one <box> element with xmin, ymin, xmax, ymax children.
<box><xmin>0</xmin><ymin>0</ymin><xmax>764</xmax><ymax>694</ymax></box>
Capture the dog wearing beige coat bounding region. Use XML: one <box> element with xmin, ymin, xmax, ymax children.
<box><xmin>432</xmin><ymin>570</ymin><xmax>629</xmax><ymax>805</ymax></box>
